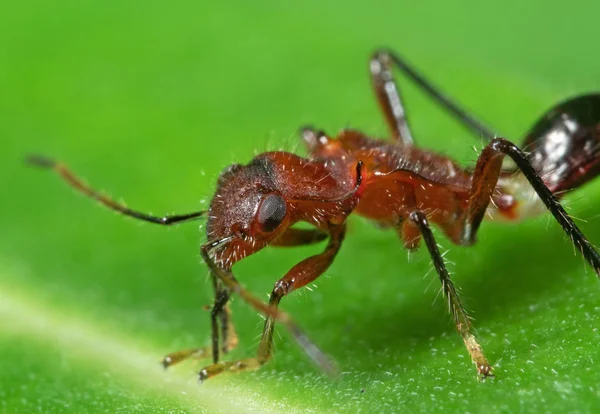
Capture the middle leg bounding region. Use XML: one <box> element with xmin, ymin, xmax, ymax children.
<box><xmin>408</xmin><ymin>210</ymin><xmax>493</xmax><ymax>378</ymax></box>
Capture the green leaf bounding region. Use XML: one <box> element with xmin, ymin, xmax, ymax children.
<box><xmin>2</xmin><ymin>0</ymin><xmax>600</xmax><ymax>412</ymax></box>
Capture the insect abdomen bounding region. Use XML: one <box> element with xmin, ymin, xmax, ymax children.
<box><xmin>523</xmin><ymin>94</ymin><xmax>600</xmax><ymax>195</ymax></box>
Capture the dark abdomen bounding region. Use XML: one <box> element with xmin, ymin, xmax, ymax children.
<box><xmin>523</xmin><ymin>94</ymin><xmax>600</xmax><ymax>195</ymax></box>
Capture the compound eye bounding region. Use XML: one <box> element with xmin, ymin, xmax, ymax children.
<box><xmin>257</xmin><ymin>194</ymin><xmax>287</xmax><ymax>232</ymax></box>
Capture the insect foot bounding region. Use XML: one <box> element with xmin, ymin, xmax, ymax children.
<box><xmin>161</xmin><ymin>348</ymin><xmax>213</xmax><ymax>370</ymax></box>
<box><xmin>477</xmin><ymin>363</ymin><xmax>495</xmax><ymax>382</ymax></box>
<box><xmin>198</xmin><ymin>359</ymin><xmax>260</xmax><ymax>382</ymax></box>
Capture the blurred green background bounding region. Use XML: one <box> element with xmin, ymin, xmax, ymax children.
<box><xmin>2</xmin><ymin>0</ymin><xmax>600</xmax><ymax>412</ymax></box>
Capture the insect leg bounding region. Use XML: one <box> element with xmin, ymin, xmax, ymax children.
<box><xmin>371</xmin><ymin>49</ymin><xmax>496</xmax><ymax>142</ymax></box>
<box><xmin>161</xmin><ymin>279</ymin><xmax>239</xmax><ymax>368</ymax></box>
<box><xmin>271</xmin><ymin>227</ymin><xmax>328</xmax><ymax>247</ymax></box>
<box><xmin>162</xmin><ymin>227</ymin><xmax>329</xmax><ymax>369</ymax></box>
<box><xmin>408</xmin><ymin>210</ymin><xmax>493</xmax><ymax>379</ymax></box>
<box><xmin>215</xmin><ymin>289</ymin><xmax>238</xmax><ymax>358</ymax></box>
<box><xmin>462</xmin><ymin>138</ymin><xmax>600</xmax><ymax>276</ymax></box>
<box><xmin>209</xmin><ymin>229</ymin><xmax>327</xmax><ymax>361</ymax></box>
<box><xmin>26</xmin><ymin>155</ymin><xmax>205</xmax><ymax>225</ymax></box>
<box><xmin>370</xmin><ymin>51</ymin><xmax>414</xmax><ymax>144</ymax></box>
<box><xmin>197</xmin><ymin>224</ymin><xmax>345</xmax><ymax>381</ymax></box>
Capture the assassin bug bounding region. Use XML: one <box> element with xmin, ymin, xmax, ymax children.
<box><xmin>28</xmin><ymin>49</ymin><xmax>600</xmax><ymax>380</ymax></box>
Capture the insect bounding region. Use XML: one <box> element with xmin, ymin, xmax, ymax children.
<box><xmin>28</xmin><ymin>49</ymin><xmax>600</xmax><ymax>381</ymax></box>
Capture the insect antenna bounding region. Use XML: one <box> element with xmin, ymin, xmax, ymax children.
<box><xmin>26</xmin><ymin>154</ymin><xmax>206</xmax><ymax>225</ymax></box>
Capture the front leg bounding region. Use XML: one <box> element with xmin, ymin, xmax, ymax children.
<box><xmin>162</xmin><ymin>281</ymin><xmax>238</xmax><ymax>368</ymax></box>
<box><xmin>162</xmin><ymin>228</ymin><xmax>328</xmax><ymax>369</ymax></box>
<box><xmin>198</xmin><ymin>224</ymin><xmax>346</xmax><ymax>381</ymax></box>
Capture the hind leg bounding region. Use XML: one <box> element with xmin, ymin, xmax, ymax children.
<box><xmin>370</xmin><ymin>50</ymin><xmax>497</xmax><ymax>143</ymax></box>
<box><xmin>462</xmin><ymin>137</ymin><xmax>600</xmax><ymax>275</ymax></box>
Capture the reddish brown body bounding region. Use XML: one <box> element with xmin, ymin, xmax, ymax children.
<box><xmin>30</xmin><ymin>49</ymin><xmax>600</xmax><ymax>382</ymax></box>
<box><xmin>210</xmin><ymin>127</ymin><xmax>519</xmax><ymax>271</ymax></box>
<box><xmin>308</xmin><ymin>129</ymin><xmax>474</xmax><ymax>246</ymax></box>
